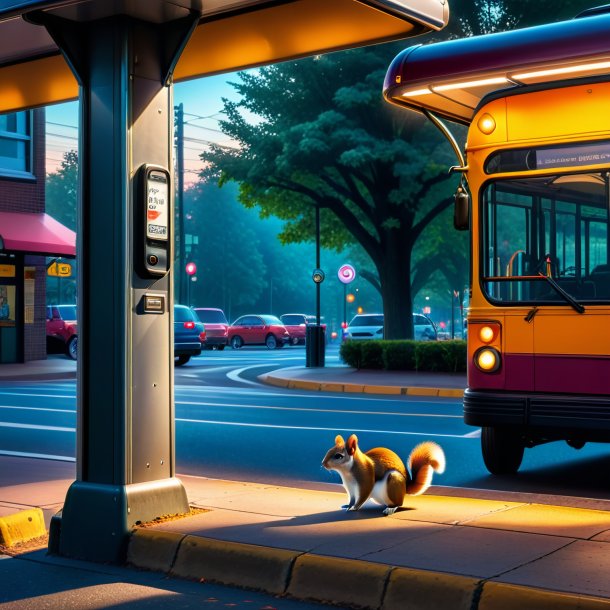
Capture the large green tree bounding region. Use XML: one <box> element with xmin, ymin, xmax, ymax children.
<box><xmin>46</xmin><ymin>149</ymin><xmax>78</xmax><ymax>232</ymax></box>
<box><xmin>202</xmin><ymin>46</ymin><xmax>458</xmax><ymax>339</ymax></box>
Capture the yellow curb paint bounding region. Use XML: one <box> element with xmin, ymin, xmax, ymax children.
<box><xmin>0</xmin><ymin>508</ymin><xmax>46</xmax><ymax>547</ymax></box>
<box><xmin>405</xmin><ymin>387</ymin><xmax>440</xmax><ymax>396</ymax></box>
<box><xmin>288</xmin><ymin>554</ymin><xmax>391</xmax><ymax>610</ymax></box>
<box><xmin>127</xmin><ymin>529</ymin><xmax>185</xmax><ymax>573</ymax></box>
<box><xmin>261</xmin><ymin>375</ymin><xmax>289</xmax><ymax>388</ymax></box>
<box><xmin>343</xmin><ymin>384</ymin><xmax>366</xmax><ymax>393</ymax></box>
<box><xmin>383</xmin><ymin>568</ymin><xmax>478</xmax><ymax>610</ymax></box>
<box><xmin>289</xmin><ymin>380</ymin><xmax>320</xmax><ymax>391</ymax></box>
<box><xmin>320</xmin><ymin>383</ymin><xmax>345</xmax><ymax>392</ymax></box>
<box><xmin>438</xmin><ymin>388</ymin><xmax>465</xmax><ymax>397</ymax></box>
<box><xmin>171</xmin><ymin>535</ymin><xmax>300</xmax><ymax>595</ymax></box>
<box><xmin>363</xmin><ymin>385</ymin><xmax>402</xmax><ymax>395</ymax></box>
<box><xmin>479</xmin><ymin>582</ymin><xmax>610</xmax><ymax>610</ymax></box>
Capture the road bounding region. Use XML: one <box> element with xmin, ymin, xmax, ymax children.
<box><xmin>1</xmin><ymin>344</ymin><xmax>610</xmax><ymax>501</ymax></box>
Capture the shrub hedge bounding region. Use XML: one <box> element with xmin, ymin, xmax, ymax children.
<box><xmin>339</xmin><ymin>339</ymin><xmax>467</xmax><ymax>372</ymax></box>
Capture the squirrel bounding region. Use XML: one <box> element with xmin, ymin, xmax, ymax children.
<box><xmin>322</xmin><ymin>434</ymin><xmax>446</xmax><ymax>515</ymax></box>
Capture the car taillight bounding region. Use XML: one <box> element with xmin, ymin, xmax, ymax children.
<box><xmin>184</xmin><ymin>321</ymin><xmax>195</xmax><ymax>329</ymax></box>
<box><xmin>199</xmin><ymin>331</ymin><xmax>206</xmax><ymax>342</ymax></box>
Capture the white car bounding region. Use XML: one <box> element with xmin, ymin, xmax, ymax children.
<box><xmin>344</xmin><ymin>313</ymin><xmax>437</xmax><ymax>340</ymax></box>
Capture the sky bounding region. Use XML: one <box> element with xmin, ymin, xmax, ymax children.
<box><xmin>45</xmin><ymin>73</ymin><xmax>243</xmax><ymax>186</ymax></box>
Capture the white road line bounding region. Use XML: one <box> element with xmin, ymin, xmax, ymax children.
<box><xmin>0</xmin><ymin>405</ymin><xmax>75</xmax><ymax>413</ymax></box>
<box><xmin>177</xmin><ymin>399</ymin><xmax>462</xmax><ymax>418</ymax></box>
<box><xmin>176</xmin><ymin>417</ymin><xmax>475</xmax><ymax>438</ymax></box>
<box><xmin>226</xmin><ymin>366</ymin><xmax>265</xmax><ymax>386</ymax></box>
<box><xmin>463</xmin><ymin>429</ymin><xmax>482</xmax><ymax>438</ymax></box>
<box><xmin>0</xmin><ymin>449</ymin><xmax>75</xmax><ymax>462</ymax></box>
<box><xmin>0</xmin><ymin>392</ymin><xmax>75</xmax><ymax>399</ymax></box>
<box><xmin>0</xmin><ymin>422</ymin><xmax>74</xmax><ymax>432</ymax></box>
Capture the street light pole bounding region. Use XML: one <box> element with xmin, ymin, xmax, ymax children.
<box><xmin>316</xmin><ymin>204</ymin><xmax>321</xmax><ymax>326</ymax></box>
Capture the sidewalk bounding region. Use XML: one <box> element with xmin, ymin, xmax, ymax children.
<box><xmin>259</xmin><ymin>366</ymin><xmax>466</xmax><ymax>397</ymax></box>
<box><xmin>2</xmin><ymin>360</ymin><xmax>610</xmax><ymax>609</ymax></box>
<box><xmin>1</xmin><ymin>456</ymin><xmax>610</xmax><ymax>609</ymax></box>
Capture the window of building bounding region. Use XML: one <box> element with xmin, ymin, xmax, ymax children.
<box><xmin>0</xmin><ymin>111</ymin><xmax>33</xmax><ymax>179</ymax></box>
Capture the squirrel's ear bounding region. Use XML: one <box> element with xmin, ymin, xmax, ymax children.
<box><xmin>334</xmin><ymin>435</ymin><xmax>344</xmax><ymax>446</ymax></box>
<box><xmin>346</xmin><ymin>434</ymin><xmax>358</xmax><ymax>455</ymax></box>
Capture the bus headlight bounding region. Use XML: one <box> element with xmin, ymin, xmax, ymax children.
<box><xmin>479</xmin><ymin>325</ymin><xmax>495</xmax><ymax>343</ymax></box>
<box><xmin>475</xmin><ymin>347</ymin><xmax>501</xmax><ymax>373</ymax></box>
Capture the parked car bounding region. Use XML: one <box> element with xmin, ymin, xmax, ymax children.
<box><xmin>46</xmin><ymin>305</ymin><xmax>78</xmax><ymax>360</ymax></box>
<box><xmin>413</xmin><ymin>313</ymin><xmax>438</xmax><ymax>341</ymax></box>
<box><xmin>280</xmin><ymin>313</ymin><xmax>326</xmax><ymax>345</ymax></box>
<box><xmin>174</xmin><ymin>304</ymin><xmax>206</xmax><ymax>366</ymax></box>
<box><xmin>228</xmin><ymin>314</ymin><xmax>290</xmax><ymax>349</ymax></box>
<box><xmin>344</xmin><ymin>313</ymin><xmax>384</xmax><ymax>340</ymax></box>
<box><xmin>343</xmin><ymin>313</ymin><xmax>438</xmax><ymax>341</ymax></box>
<box><xmin>193</xmin><ymin>307</ymin><xmax>229</xmax><ymax>350</ymax></box>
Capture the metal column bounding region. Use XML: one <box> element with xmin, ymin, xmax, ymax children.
<box><xmin>33</xmin><ymin>13</ymin><xmax>198</xmax><ymax>563</ymax></box>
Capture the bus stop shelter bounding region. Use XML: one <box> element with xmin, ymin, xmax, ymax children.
<box><xmin>0</xmin><ymin>0</ymin><xmax>448</xmax><ymax>563</ymax></box>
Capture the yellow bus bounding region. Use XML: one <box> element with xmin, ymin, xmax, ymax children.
<box><xmin>384</xmin><ymin>7</ymin><xmax>610</xmax><ymax>474</ymax></box>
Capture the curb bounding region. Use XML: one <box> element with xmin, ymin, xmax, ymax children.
<box><xmin>0</xmin><ymin>508</ymin><xmax>46</xmax><ymax>547</ymax></box>
<box><xmin>126</xmin><ymin>530</ymin><xmax>610</xmax><ymax>609</ymax></box>
<box><xmin>259</xmin><ymin>373</ymin><xmax>464</xmax><ymax>398</ymax></box>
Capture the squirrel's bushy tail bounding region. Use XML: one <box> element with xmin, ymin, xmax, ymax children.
<box><xmin>405</xmin><ymin>441</ymin><xmax>446</xmax><ymax>496</ymax></box>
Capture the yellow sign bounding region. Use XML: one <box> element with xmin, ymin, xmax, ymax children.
<box><xmin>0</xmin><ymin>264</ymin><xmax>15</xmax><ymax>277</ymax></box>
<box><xmin>48</xmin><ymin>262</ymin><xmax>72</xmax><ymax>277</ymax></box>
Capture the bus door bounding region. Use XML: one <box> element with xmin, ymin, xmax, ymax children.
<box><xmin>483</xmin><ymin>171</ymin><xmax>610</xmax><ymax>395</ymax></box>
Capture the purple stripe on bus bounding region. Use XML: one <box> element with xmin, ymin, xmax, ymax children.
<box><xmin>468</xmin><ymin>353</ymin><xmax>610</xmax><ymax>394</ymax></box>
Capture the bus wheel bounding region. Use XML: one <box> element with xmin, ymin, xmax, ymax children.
<box><xmin>481</xmin><ymin>427</ymin><xmax>524</xmax><ymax>475</ymax></box>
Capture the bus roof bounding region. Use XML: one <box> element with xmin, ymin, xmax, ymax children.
<box><xmin>384</xmin><ymin>8</ymin><xmax>610</xmax><ymax>125</ymax></box>
<box><xmin>0</xmin><ymin>0</ymin><xmax>449</xmax><ymax>113</ymax></box>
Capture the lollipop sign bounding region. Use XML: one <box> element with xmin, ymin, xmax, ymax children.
<box><xmin>338</xmin><ymin>264</ymin><xmax>356</xmax><ymax>284</ymax></box>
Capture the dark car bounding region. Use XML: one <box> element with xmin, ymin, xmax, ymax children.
<box><xmin>280</xmin><ymin>313</ymin><xmax>326</xmax><ymax>345</ymax></box>
<box><xmin>192</xmin><ymin>307</ymin><xmax>229</xmax><ymax>350</ymax></box>
<box><xmin>174</xmin><ymin>304</ymin><xmax>206</xmax><ymax>366</ymax></box>
<box><xmin>228</xmin><ymin>314</ymin><xmax>290</xmax><ymax>349</ymax></box>
<box><xmin>46</xmin><ymin>304</ymin><xmax>78</xmax><ymax>360</ymax></box>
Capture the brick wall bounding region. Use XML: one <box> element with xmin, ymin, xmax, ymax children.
<box><xmin>0</xmin><ymin>108</ymin><xmax>45</xmax><ymax>212</ymax></box>
<box><xmin>0</xmin><ymin>108</ymin><xmax>48</xmax><ymax>361</ymax></box>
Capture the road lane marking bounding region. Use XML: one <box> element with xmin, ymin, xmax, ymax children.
<box><xmin>226</xmin><ymin>366</ymin><xmax>266</xmax><ymax>386</ymax></box>
<box><xmin>0</xmin><ymin>405</ymin><xmax>75</xmax><ymax>413</ymax></box>
<box><xmin>0</xmin><ymin>392</ymin><xmax>75</xmax><ymax>399</ymax></box>
<box><xmin>176</xmin><ymin>399</ymin><xmax>462</xmax><ymax>418</ymax></box>
<box><xmin>0</xmin><ymin>422</ymin><xmax>74</xmax><ymax>432</ymax></box>
<box><xmin>0</xmin><ymin>449</ymin><xmax>74</xmax><ymax>462</ymax></box>
<box><xmin>176</xmin><ymin>418</ymin><xmax>474</xmax><ymax>438</ymax></box>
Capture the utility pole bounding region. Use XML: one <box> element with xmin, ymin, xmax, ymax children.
<box><xmin>175</xmin><ymin>103</ymin><xmax>185</xmax><ymax>304</ymax></box>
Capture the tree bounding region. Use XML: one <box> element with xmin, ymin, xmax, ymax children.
<box><xmin>202</xmin><ymin>46</ymin><xmax>459</xmax><ymax>339</ymax></box>
<box><xmin>46</xmin><ymin>149</ymin><xmax>78</xmax><ymax>231</ymax></box>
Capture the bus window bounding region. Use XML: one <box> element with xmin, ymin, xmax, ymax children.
<box><xmin>481</xmin><ymin>172</ymin><xmax>609</xmax><ymax>304</ymax></box>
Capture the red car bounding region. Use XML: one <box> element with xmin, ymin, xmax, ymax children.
<box><xmin>280</xmin><ymin>313</ymin><xmax>326</xmax><ymax>345</ymax></box>
<box><xmin>228</xmin><ymin>314</ymin><xmax>290</xmax><ymax>349</ymax></box>
<box><xmin>192</xmin><ymin>307</ymin><xmax>229</xmax><ymax>350</ymax></box>
<box><xmin>46</xmin><ymin>305</ymin><xmax>78</xmax><ymax>360</ymax></box>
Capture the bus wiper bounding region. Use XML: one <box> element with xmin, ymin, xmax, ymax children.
<box><xmin>537</xmin><ymin>273</ymin><xmax>585</xmax><ymax>314</ymax></box>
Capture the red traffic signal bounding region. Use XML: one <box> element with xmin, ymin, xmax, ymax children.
<box><xmin>185</xmin><ymin>262</ymin><xmax>197</xmax><ymax>276</ymax></box>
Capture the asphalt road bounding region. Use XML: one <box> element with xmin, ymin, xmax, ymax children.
<box><xmin>1</xmin><ymin>345</ymin><xmax>610</xmax><ymax>501</ymax></box>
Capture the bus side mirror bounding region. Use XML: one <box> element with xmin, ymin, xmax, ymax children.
<box><xmin>454</xmin><ymin>185</ymin><xmax>469</xmax><ymax>231</ymax></box>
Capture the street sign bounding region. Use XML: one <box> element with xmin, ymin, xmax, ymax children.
<box><xmin>48</xmin><ymin>262</ymin><xmax>72</xmax><ymax>277</ymax></box>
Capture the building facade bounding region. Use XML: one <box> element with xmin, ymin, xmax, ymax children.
<box><xmin>0</xmin><ymin>108</ymin><xmax>75</xmax><ymax>363</ymax></box>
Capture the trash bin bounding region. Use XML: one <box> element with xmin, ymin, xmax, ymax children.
<box><xmin>305</xmin><ymin>324</ymin><xmax>325</xmax><ymax>368</ymax></box>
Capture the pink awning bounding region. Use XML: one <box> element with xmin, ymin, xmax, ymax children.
<box><xmin>0</xmin><ymin>212</ymin><xmax>75</xmax><ymax>257</ymax></box>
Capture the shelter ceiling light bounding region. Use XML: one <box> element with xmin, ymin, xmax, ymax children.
<box><xmin>512</xmin><ymin>60</ymin><xmax>610</xmax><ymax>81</ymax></box>
<box><xmin>433</xmin><ymin>76</ymin><xmax>509</xmax><ymax>92</ymax></box>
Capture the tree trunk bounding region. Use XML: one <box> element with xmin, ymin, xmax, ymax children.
<box><xmin>376</xmin><ymin>234</ymin><xmax>414</xmax><ymax>340</ymax></box>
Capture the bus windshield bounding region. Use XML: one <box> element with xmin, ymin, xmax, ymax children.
<box><xmin>482</xmin><ymin>171</ymin><xmax>610</xmax><ymax>304</ymax></box>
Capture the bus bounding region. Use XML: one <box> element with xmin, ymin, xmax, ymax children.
<box><xmin>384</xmin><ymin>7</ymin><xmax>610</xmax><ymax>474</ymax></box>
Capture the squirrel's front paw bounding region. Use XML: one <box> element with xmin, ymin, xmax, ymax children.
<box><xmin>383</xmin><ymin>506</ymin><xmax>398</xmax><ymax>516</ymax></box>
